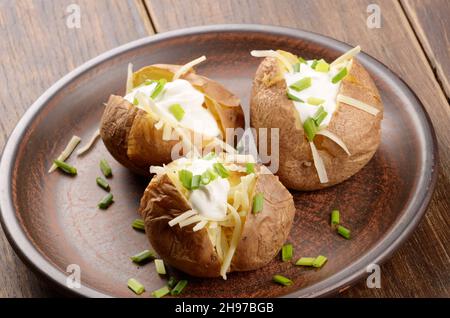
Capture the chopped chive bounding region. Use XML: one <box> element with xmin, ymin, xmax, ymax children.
<box><xmin>252</xmin><ymin>193</ymin><xmax>264</xmax><ymax>214</ymax></box>
<box><xmin>202</xmin><ymin>151</ymin><xmax>216</xmax><ymax>160</ymax></box>
<box><xmin>298</xmin><ymin>57</ymin><xmax>307</xmax><ymax>64</ymax></box>
<box><xmin>245</xmin><ymin>162</ymin><xmax>255</xmax><ymax>174</ymax></box>
<box><xmin>303</xmin><ymin>117</ymin><xmax>317</xmax><ymax>142</ymax></box>
<box><xmin>96</xmin><ymin>177</ymin><xmax>110</xmax><ymax>191</ymax></box>
<box><xmin>295</xmin><ymin>257</ymin><xmax>316</xmax><ymax>266</ymax></box>
<box><xmin>293</xmin><ymin>63</ymin><xmax>300</xmax><ymax>72</ymax></box>
<box><xmin>132</xmin><ymin>219</ymin><xmax>145</xmax><ymax>231</ymax></box>
<box><xmin>213</xmin><ymin>163</ymin><xmax>229</xmax><ymax>178</ymax></box>
<box><xmin>170</xmin><ymin>280</ymin><xmax>188</xmax><ymax>296</ymax></box>
<box><xmin>155</xmin><ymin>259</ymin><xmax>166</xmax><ymax>275</ymax></box>
<box><xmin>307</xmin><ymin>97</ymin><xmax>325</xmax><ymax>105</ymax></box>
<box><xmin>53</xmin><ymin>160</ymin><xmax>77</xmax><ymax>175</ymax></box>
<box><xmin>289</xmin><ymin>77</ymin><xmax>311</xmax><ymax>92</ymax></box>
<box><xmin>331</xmin><ymin>67</ymin><xmax>348</xmax><ymax>84</ymax></box>
<box><xmin>287</xmin><ymin>91</ymin><xmax>304</xmax><ymax>102</ymax></box>
<box><xmin>312</xmin><ymin>255</ymin><xmax>328</xmax><ymax>268</ymax></box>
<box><xmin>200</xmin><ymin>169</ymin><xmax>217</xmax><ymax>186</ymax></box>
<box><xmin>144</xmin><ymin>79</ymin><xmax>155</xmax><ymax>86</ymax></box>
<box><xmin>128</xmin><ymin>278</ymin><xmax>145</xmax><ymax>295</ymax></box>
<box><xmin>167</xmin><ymin>276</ymin><xmax>178</xmax><ymax>289</ymax></box>
<box><xmin>133</xmin><ymin>97</ymin><xmax>139</xmax><ymax>105</ymax></box>
<box><xmin>151</xmin><ymin>78</ymin><xmax>167</xmax><ymax>99</ymax></box>
<box><xmin>281</xmin><ymin>244</ymin><xmax>293</xmax><ymax>262</ymax></box>
<box><xmin>273</xmin><ymin>275</ymin><xmax>293</xmax><ymax>286</ymax></box>
<box><xmin>131</xmin><ymin>249</ymin><xmax>155</xmax><ymax>264</ymax></box>
<box><xmin>100</xmin><ymin>159</ymin><xmax>112</xmax><ymax>178</ymax></box>
<box><xmin>310</xmin><ymin>59</ymin><xmax>318</xmax><ymax>69</ymax></box>
<box><xmin>168</xmin><ymin>103</ymin><xmax>185</xmax><ymax>121</ymax></box>
<box><xmin>315</xmin><ymin>59</ymin><xmax>330</xmax><ymax>72</ymax></box>
<box><xmin>331</xmin><ymin>210</ymin><xmax>340</xmax><ymax>226</ymax></box>
<box><xmin>337</xmin><ymin>225</ymin><xmax>351</xmax><ymax>239</ymax></box>
<box><xmin>178</xmin><ymin>169</ymin><xmax>193</xmax><ymax>190</ymax></box>
<box><xmin>98</xmin><ymin>193</ymin><xmax>114</xmax><ymax>209</ymax></box>
<box><xmin>190</xmin><ymin>174</ymin><xmax>201</xmax><ymax>190</ymax></box>
<box><xmin>152</xmin><ymin>286</ymin><xmax>170</xmax><ymax>298</ymax></box>
<box><xmin>313</xmin><ymin>106</ymin><xmax>328</xmax><ymax>126</ymax></box>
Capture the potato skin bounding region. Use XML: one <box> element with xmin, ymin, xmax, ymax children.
<box><xmin>250</xmin><ymin>57</ymin><xmax>383</xmax><ymax>190</ymax></box>
<box><xmin>100</xmin><ymin>64</ymin><xmax>244</xmax><ymax>176</ymax></box>
<box><xmin>138</xmin><ymin>168</ymin><xmax>295</xmax><ymax>277</ymax></box>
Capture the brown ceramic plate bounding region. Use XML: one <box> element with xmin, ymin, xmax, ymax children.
<box><xmin>0</xmin><ymin>25</ymin><xmax>438</xmax><ymax>298</ymax></box>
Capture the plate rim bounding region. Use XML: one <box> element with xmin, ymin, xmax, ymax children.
<box><xmin>0</xmin><ymin>24</ymin><xmax>439</xmax><ymax>298</ymax></box>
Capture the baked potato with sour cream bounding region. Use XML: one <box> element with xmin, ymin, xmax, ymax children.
<box><xmin>250</xmin><ymin>47</ymin><xmax>383</xmax><ymax>190</ymax></box>
<box><xmin>138</xmin><ymin>155</ymin><xmax>295</xmax><ymax>278</ymax></box>
<box><xmin>100</xmin><ymin>58</ymin><xmax>244</xmax><ymax>175</ymax></box>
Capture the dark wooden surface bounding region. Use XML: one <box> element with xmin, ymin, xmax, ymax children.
<box><xmin>0</xmin><ymin>0</ymin><xmax>448</xmax><ymax>297</ymax></box>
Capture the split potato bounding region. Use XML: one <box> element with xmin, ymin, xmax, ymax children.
<box><xmin>100</xmin><ymin>62</ymin><xmax>244</xmax><ymax>175</ymax></box>
<box><xmin>250</xmin><ymin>48</ymin><xmax>383</xmax><ymax>190</ymax></box>
<box><xmin>138</xmin><ymin>156</ymin><xmax>295</xmax><ymax>278</ymax></box>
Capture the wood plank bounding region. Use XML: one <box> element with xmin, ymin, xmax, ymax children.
<box><xmin>145</xmin><ymin>0</ymin><xmax>450</xmax><ymax>297</ymax></box>
<box><xmin>401</xmin><ymin>0</ymin><xmax>450</xmax><ymax>98</ymax></box>
<box><xmin>0</xmin><ymin>0</ymin><xmax>153</xmax><ymax>297</ymax></box>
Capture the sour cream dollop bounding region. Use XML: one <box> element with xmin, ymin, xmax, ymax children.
<box><xmin>284</xmin><ymin>60</ymin><xmax>347</xmax><ymax>126</ymax></box>
<box><xmin>124</xmin><ymin>79</ymin><xmax>221</xmax><ymax>138</ymax></box>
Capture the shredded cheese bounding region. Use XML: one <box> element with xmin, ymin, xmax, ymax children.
<box><xmin>193</xmin><ymin>220</ymin><xmax>208</xmax><ymax>232</ymax></box>
<box><xmin>154</xmin><ymin>120</ymin><xmax>164</xmax><ymax>130</ymax></box>
<box><xmin>250</xmin><ymin>50</ymin><xmax>294</xmax><ymax>73</ymax></box>
<box><xmin>126</xmin><ymin>63</ymin><xmax>133</xmax><ymax>94</ymax></box>
<box><xmin>149</xmin><ymin>165</ymin><xmax>166</xmax><ymax>175</ymax></box>
<box><xmin>48</xmin><ymin>135</ymin><xmax>81</xmax><ymax>173</ymax></box>
<box><xmin>337</xmin><ymin>94</ymin><xmax>380</xmax><ymax>116</ymax></box>
<box><xmin>309</xmin><ymin>141</ymin><xmax>329</xmax><ymax>184</ymax></box>
<box><xmin>316</xmin><ymin>129</ymin><xmax>351</xmax><ymax>156</ymax></box>
<box><xmin>220</xmin><ymin>204</ymin><xmax>242</xmax><ymax>279</ymax></box>
<box><xmin>76</xmin><ymin>129</ymin><xmax>100</xmax><ymax>156</ymax></box>
<box><xmin>330</xmin><ymin>46</ymin><xmax>361</xmax><ymax>67</ymax></box>
<box><xmin>173</xmin><ymin>56</ymin><xmax>207</xmax><ymax>80</ymax></box>
<box><xmin>179</xmin><ymin>215</ymin><xmax>203</xmax><ymax>228</ymax></box>
<box><xmin>168</xmin><ymin>210</ymin><xmax>196</xmax><ymax>227</ymax></box>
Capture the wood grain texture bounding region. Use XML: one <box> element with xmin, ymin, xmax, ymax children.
<box><xmin>145</xmin><ymin>0</ymin><xmax>450</xmax><ymax>297</ymax></box>
<box><xmin>401</xmin><ymin>0</ymin><xmax>450</xmax><ymax>98</ymax></box>
<box><xmin>0</xmin><ymin>0</ymin><xmax>153</xmax><ymax>297</ymax></box>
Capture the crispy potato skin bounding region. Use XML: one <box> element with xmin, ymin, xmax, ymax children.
<box><xmin>139</xmin><ymin>169</ymin><xmax>295</xmax><ymax>277</ymax></box>
<box><xmin>250</xmin><ymin>57</ymin><xmax>383</xmax><ymax>190</ymax></box>
<box><xmin>100</xmin><ymin>64</ymin><xmax>244</xmax><ymax>176</ymax></box>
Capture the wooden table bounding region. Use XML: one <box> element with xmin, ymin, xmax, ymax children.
<box><xmin>0</xmin><ymin>0</ymin><xmax>448</xmax><ymax>297</ymax></box>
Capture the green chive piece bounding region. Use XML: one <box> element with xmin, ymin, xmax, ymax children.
<box><xmin>200</xmin><ymin>169</ymin><xmax>217</xmax><ymax>186</ymax></box>
<box><xmin>331</xmin><ymin>210</ymin><xmax>340</xmax><ymax>226</ymax></box>
<box><xmin>252</xmin><ymin>193</ymin><xmax>264</xmax><ymax>214</ymax></box>
<box><xmin>171</xmin><ymin>280</ymin><xmax>188</xmax><ymax>296</ymax></box>
<box><xmin>151</xmin><ymin>78</ymin><xmax>167</xmax><ymax>99</ymax></box>
<box><xmin>203</xmin><ymin>151</ymin><xmax>216</xmax><ymax>160</ymax></box>
<box><xmin>315</xmin><ymin>59</ymin><xmax>330</xmax><ymax>72</ymax></box>
<box><xmin>310</xmin><ymin>59</ymin><xmax>318</xmax><ymax>69</ymax></box>
<box><xmin>100</xmin><ymin>159</ymin><xmax>112</xmax><ymax>178</ymax></box>
<box><xmin>293</xmin><ymin>63</ymin><xmax>300</xmax><ymax>72</ymax></box>
<box><xmin>303</xmin><ymin>118</ymin><xmax>317</xmax><ymax>142</ymax></box>
<box><xmin>245</xmin><ymin>162</ymin><xmax>255</xmax><ymax>174</ymax></box>
<box><xmin>313</xmin><ymin>106</ymin><xmax>328</xmax><ymax>126</ymax></box>
<box><xmin>307</xmin><ymin>97</ymin><xmax>325</xmax><ymax>106</ymax></box>
<box><xmin>96</xmin><ymin>177</ymin><xmax>110</xmax><ymax>191</ymax></box>
<box><xmin>178</xmin><ymin>169</ymin><xmax>193</xmax><ymax>190</ymax></box>
<box><xmin>298</xmin><ymin>57</ymin><xmax>307</xmax><ymax>64</ymax></box>
<box><xmin>295</xmin><ymin>257</ymin><xmax>316</xmax><ymax>266</ymax></box>
<box><xmin>289</xmin><ymin>77</ymin><xmax>311</xmax><ymax>92</ymax></box>
<box><xmin>152</xmin><ymin>286</ymin><xmax>170</xmax><ymax>298</ymax></box>
<box><xmin>287</xmin><ymin>91</ymin><xmax>304</xmax><ymax>102</ymax></box>
<box><xmin>133</xmin><ymin>97</ymin><xmax>139</xmax><ymax>105</ymax></box>
<box><xmin>168</xmin><ymin>276</ymin><xmax>178</xmax><ymax>289</ymax></box>
<box><xmin>332</xmin><ymin>67</ymin><xmax>348</xmax><ymax>84</ymax></box>
<box><xmin>337</xmin><ymin>225</ymin><xmax>351</xmax><ymax>239</ymax></box>
<box><xmin>273</xmin><ymin>275</ymin><xmax>293</xmax><ymax>286</ymax></box>
<box><xmin>213</xmin><ymin>163</ymin><xmax>229</xmax><ymax>178</ymax></box>
<box><xmin>144</xmin><ymin>79</ymin><xmax>155</xmax><ymax>86</ymax></box>
<box><xmin>168</xmin><ymin>103</ymin><xmax>185</xmax><ymax>121</ymax></box>
<box><xmin>281</xmin><ymin>244</ymin><xmax>293</xmax><ymax>262</ymax></box>
<box><xmin>128</xmin><ymin>278</ymin><xmax>145</xmax><ymax>295</ymax></box>
<box><xmin>312</xmin><ymin>255</ymin><xmax>328</xmax><ymax>268</ymax></box>
<box><xmin>53</xmin><ymin>160</ymin><xmax>77</xmax><ymax>175</ymax></box>
<box><xmin>132</xmin><ymin>219</ymin><xmax>145</xmax><ymax>231</ymax></box>
<box><xmin>155</xmin><ymin>259</ymin><xmax>166</xmax><ymax>275</ymax></box>
<box><xmin>98</xmin><ymin>193</ymin><xmax>114</xmax><ymax>209</ymax></box>
<box><xmin>190</xmin><ymin>174</ymin><xmax>201</xmax><ymax>190</ymax></box>
<box><xmin>131</xmin><ymin>249</ymin><xmax>155</xmax><ymax>264</ymax></box>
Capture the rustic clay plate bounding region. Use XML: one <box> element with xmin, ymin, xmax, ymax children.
<box><xmin>0</xmin><ymin>25</ymin><xmax>438</xmax><ymax>298</ymax></box>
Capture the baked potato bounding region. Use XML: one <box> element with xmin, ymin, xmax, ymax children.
<box><xmin>250</xmin><ymin>47</ymin><xmax>383</xmax><ymax>190</ymax></box>
<box><xmin>100</xmin><ymin>57</ymin><xmax>245</xmax><ymax>175</ymax></box>
<box><xmin>138</xmin><ymin>155</ymin><xmax>295</xmax><ymax>278</ymax></box>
